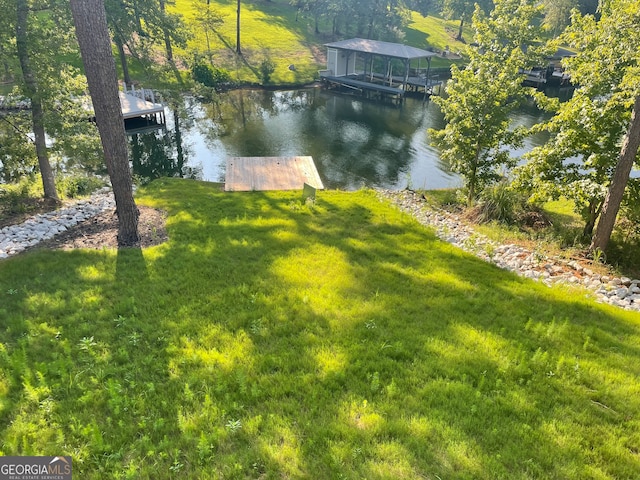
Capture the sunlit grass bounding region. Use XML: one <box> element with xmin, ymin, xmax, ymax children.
<box><xmin>406</xmin><ymin>12</ymin><xmax>472</xmax><ymax>54</ymax></box>
<box><xmin>172</xmin><ymin>0</ymin><xmax>323</xmax><ymax>84</ymax></box>
<box><xmin>1</xmin><ymin>178</ymin><xmax>639</xmax><ymax>478</ymax></box>
<box><xmin>169</xmin><ymin>0</ymin><xmax>465</xmax><ymax>85</ymax></box>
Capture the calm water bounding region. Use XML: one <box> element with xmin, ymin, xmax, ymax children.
<box><xmin>129</xmin><ymin>87</ymin><xmax>557</xmax><ymax>190</ymax></box>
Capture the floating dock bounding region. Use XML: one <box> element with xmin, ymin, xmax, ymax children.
<box><xmin>321</xmin><ymin>73</ymin><xmax>442</xmax><ymax>102</ymax></box>
<box><xmin>225</xmin><ymin>156</ymin><xmax>324</xmax><ymax>192</ymax></box>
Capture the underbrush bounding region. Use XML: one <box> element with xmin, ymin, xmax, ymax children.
<box><xmin>422</xmin><ymin>186</ymin><xmax>640</xmax><ymax>278</ymax></box>
<box><xmin>0</xmin><ymin>173</ymin><xmax>106</xmax><ymax>226</ymax></box>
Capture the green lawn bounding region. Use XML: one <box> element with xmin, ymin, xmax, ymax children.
<box><xmin>172</xmin><ymin>0</ymin><xmax>331</xmax><ymax>85</ymax></box>
<box><xmin>169</xmin><ymin>0</ymin><xmax>465</xmax><ymax>85</ymax></box>
<box><xmin>1</xmin><ymin>179</ymin><xmax>639</xmax><ymax>479</ymax></box>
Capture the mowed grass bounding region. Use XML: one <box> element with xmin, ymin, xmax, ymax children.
<box><xmin>1</xmin><ymin>179</ymin><xmax>640</xmax><ymax>479</ymax></box>
<box><xmin>170</xmin><ymin>0</ymin><xmax>466</xmax><ymax>84</ymax></box>
<box><xmin>173</xmin><ymin>0</ymin><xmax>325</xmax><ymax>84</ymax></box>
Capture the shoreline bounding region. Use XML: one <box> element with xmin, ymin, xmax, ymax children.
<box><xmin>378</xmin><ymin>189</ymin><xmax>640</xmax><ymax>312</ymax></box>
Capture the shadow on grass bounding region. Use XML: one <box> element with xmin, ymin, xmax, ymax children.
<box><xmin>1</xmin><ymin>178</ymin><xmax>639</xmax><ymax>478</ymax></box>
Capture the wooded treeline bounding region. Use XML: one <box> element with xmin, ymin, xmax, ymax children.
<box><xmin>290</xmin><ymin>0</ymin><xmax>599</xmax><ymax>41</ymax></box>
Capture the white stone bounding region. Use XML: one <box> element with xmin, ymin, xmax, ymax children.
<box><xmin>615</xmin><ymin>288</ymin><xmax>629</xmax><ymax>299</ymax></box>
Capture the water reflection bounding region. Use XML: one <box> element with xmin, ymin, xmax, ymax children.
<box><xmin>129</xmin><ymin>108</ymin><xmax>202</xmax><ymax>183</ymax></box>
<box><xmin>128</xmin><ymin>87</ymin><xmax>555</xmax><ymax>190</ymax></box>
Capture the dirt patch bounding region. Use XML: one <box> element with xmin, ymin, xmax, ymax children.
<box><xmin>0</xmin><ymin>197</ymin><xmax>61</xmax><ymax>229</ymax></box>
<box><xmin>309</xmin><ymin>44</ymin><xmax>327</xmax><ymax>65</ymax></box>
<box><xmin>28</xmin><ymin>206</ymin><xmax>168</xmax><ymax>251</ymax></box>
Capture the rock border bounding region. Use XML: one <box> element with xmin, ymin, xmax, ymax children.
<box><xmin>378</xmin><ymin>189</ymin><xmax>640</xmax><ymax>312</ymax></box>
<box><xmin>0</xmin><ymin>188</ymin><xmax>115</xmax><ymax>259</ymax></box>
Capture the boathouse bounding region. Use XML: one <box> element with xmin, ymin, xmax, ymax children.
<box><xmin>320</xmin><ymin>38</ymin><xmax>441</xmax><ymax>102</ymax></box>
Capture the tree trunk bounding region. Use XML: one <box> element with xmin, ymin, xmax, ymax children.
<box><xmin>115</xmin><ymin>35</ymin><xmax>131</xmax><ymax>87</ymax></box>
<box><xmin>590</xmin><ymin>94</ymin><xmax>640</xmax><ymax>252</ymax></box>
<box><xmin>70</xmin><ymin>0</ymin><xmax>140</xmax><ymax>246</ymax></box>
<box><xmin>468</xmin><ymin>144</ymin><xmax>481</xmax><ymax>205</ymax></box>
<box><xmin>236</xmin><ymin>0</ymin><xmax>241</xmax><ymax>55</ymax></box>
<box><xmin>133</xmin><ymin>0</ymin><xmax>144</xmax><ymax>35</ymax></box>
<box><xmin>159</xmin><ymin>0</ymin><xmax>174</xmax><ymax>63</ymax></box>
<box><xmin>15</xmin><ymin>0</ymin><xmax>58</xmax><ymax>201</ymax></box>
<box><xmin>457</xmin><ymin>17</ymin><xmax>465</xmax><ymax>41</ymax></box>
<box><xmin>582</xmin><ymin>198</ymin><xmax>603</xmax><ymax>238</ymax></box>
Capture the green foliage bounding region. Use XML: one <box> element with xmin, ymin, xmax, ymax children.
<box><xmin>515</xmin><ymin>0</ymin><xmax>640</xmax><ymax>237</ymax></box>
<box><xmin>190</xmin><ymin>61</ymin><xmax>232</xmax><ymax>89</ymax></box>
<box><xmin>56</xmin><ymin>173</ymin><xmax>105</xmax><ymax>199</ymax></box>
<box><xmin>474</xmin><ymin>181</ymin><xmax>529</xmax><ymax>224</ymax></box>
<box><xmin>0</xmin><ymin>113</ymin><xmax>38</xmax><ymax>182</ymax></box>
<box><xmin>1</xmin><ymin>179</ymin><xmax>640</xmax><ymax>477</ymax></box>
<box><xmin>0</xmin><ymin>176</ymin><xmax>42</xmax><ymax>216</ymax></box>
<box><xmin>430</xmin><ymin>0</ymin><xmax>547</xmax><ymax>205</ymax></box>
<box><xmin>259</xmin><ymin>56</ymin><xmax>276</xmax><ymax>85</ymax></box>
<box><xmin>617</xmin><ymin>178</ymin><xmax>640</xmax><ymax>243</ymax></box>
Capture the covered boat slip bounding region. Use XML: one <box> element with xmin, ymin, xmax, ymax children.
<box><xmin>321</xmin><ymin>38</ymin><xmax>442</xmax><ymax>102</ymax></box>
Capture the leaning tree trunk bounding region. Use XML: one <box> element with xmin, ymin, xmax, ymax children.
<box><xmin>70</xmin><ymin>0</ymin><xmax>139</xmax><ymax>246</ymax></box>
<box><xmin>16</xmin><ymin>0</ymin><xmax>58</xmax><ymax>201</ymax></box>
<box><xmin>590</xmin><ymin>94</ymin><xmax>640</xmax><ymax>252</ymax></box>
<box><xmin>114</xmin><ymin>35</ymin><xmax>132</xmax><ymax>87</ymax></box>
<box><xmin>159</xmin><ymin>0</ymin><xmax>174</xmax><ymax>63</ymax></box>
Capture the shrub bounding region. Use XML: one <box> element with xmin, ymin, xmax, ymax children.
<box><xmin>0</xmin><ymin>176</ymin><xmax>43</xmax><ymax>216</ymax></box>
<box><xmin>259</xmin><ymin>58</ymin><xmax>276</xmax><ymax>84</ymax></box>
<box><xmin>57</xmin><ymin>174</ymin><xmax>105</xmax><ymax>199</ymax></box>
<box><xmin>191</xmin><ymin>63</ymin><xmax>232</xmax><ymax>90</ymax></box>
<box><xmin>471</xmin><ymin>182</ymin><xmax>530</xmax><ymax>225</ymax></box>
<box><xmin>617</xmin><ymin>178</ymin><xmax>640</xmax><ymax>243</ymax></box>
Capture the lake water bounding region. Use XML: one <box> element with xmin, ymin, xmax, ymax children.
<box><xmin>128</xmin><ymin>87</ymin><xmax>559</xmax><ymax>190</ymax></box>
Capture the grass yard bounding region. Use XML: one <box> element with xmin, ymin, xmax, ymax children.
<box><xmin>169</xmin><ymin>0</ymin><xmax>465</xmax><ymax>85</ymax></box>
<box><xmin>1</xmin><ymin>179</ymin><xmax>639</xmax><ymax>479</ymax></box>
<box><xmin>172</xmin><ymin>0</ymin><xmax>331</xmax><ymax>85</ymax></box>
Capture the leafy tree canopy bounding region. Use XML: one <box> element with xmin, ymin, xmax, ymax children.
<box><xmin>430</xmin><ymin>0</ymin><xmax>546</xmax><ymax>205</ymax></box>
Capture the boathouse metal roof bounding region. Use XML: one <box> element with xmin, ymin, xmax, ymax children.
<box><xmin>324</xmin><ymin>38</ymin><xmax>438</xmax><ymax>60</ymax></box>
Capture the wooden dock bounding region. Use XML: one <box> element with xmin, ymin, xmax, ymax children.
<box><xmin>225</xmin><ymin>156</ymin><xmax>324</xmax><ymax>192</ymax></box>
<box><xmin>119</xmin><ymin>91</ymin><xmax>165</xmax><ymax>120</ymax></box>
<box><xmin>321</xmin><ymin>73</ymin><xmax>441</xmax><ymax>102</ymax></box>
<box><xmin>321</xmin><ymin>74</ymin><xmax>405</xmax><ymax>102</ymax></box>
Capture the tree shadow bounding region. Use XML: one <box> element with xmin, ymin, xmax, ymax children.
<box><xmin>1</xmin><ymin>180</ymin><xmax>639</xmax><ymax>478</ymax></box>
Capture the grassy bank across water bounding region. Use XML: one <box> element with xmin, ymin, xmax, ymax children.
<box><xmin>1</xmin><ymin>178</ymin><xmax>639</xmax><ymax>479</ymax></box>
<box><xmin>167</xmin><ymin>0</ymin><xmax>467</xmax><ymax>86</ymax></box>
